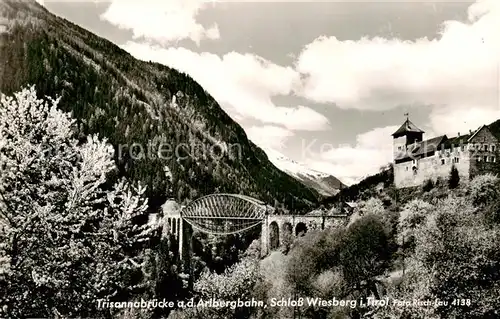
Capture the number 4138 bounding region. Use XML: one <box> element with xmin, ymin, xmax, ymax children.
<box><xmin>452</xmin><ymin>299</ymin><xmax>471</xmax><ymax>306</ymax></box>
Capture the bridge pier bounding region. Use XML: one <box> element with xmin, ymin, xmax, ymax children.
<box><xmin>161</xmin><ymin>200</ymin><xmax>185</xmax><ymax>260</ymax></box>
<box><xmin>260</xmin><ymin>216</ymin><xmax>269</xmax><ymax>258</ymax></box>
<box><xmin>178</xmin><ymin>217</ymin><xmax>183</xmax><ymax>261</ymax></box>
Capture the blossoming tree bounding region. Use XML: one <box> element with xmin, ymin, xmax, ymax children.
<box><xmin>0</xmin><ymin>87</ymin><xmax>156</xmax><ymax>318</ymax></box>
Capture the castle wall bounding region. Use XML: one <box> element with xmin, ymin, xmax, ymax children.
<box><xmin>394</xmin><ymin>148</ymin><xmax>470</xmax><ymax>188</ymax></box>
<box><xmin>393</xmin><ymin>123</ymin><xmax>500</xmax><ymax>188</ymax></box>
<box><xmin>393</xmin><ymin>136</ymin><xmax>407</xmax><ymax>159</ymax></box>
<box><xmin>468</xmin><ymin>127</ymin><xmax>500</xmax><ymax>177</ymax></box>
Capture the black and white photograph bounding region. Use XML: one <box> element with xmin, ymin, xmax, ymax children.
<box><xmin>0</xmin><ymin>0</ymin><xmax>499</xmax><ymax>318</ymax></box>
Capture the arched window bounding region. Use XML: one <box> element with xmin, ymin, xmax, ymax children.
<box><xmin>412</xmin><ymin>166</ymin><xmax>418</xmax><ymax>175</ymax></box>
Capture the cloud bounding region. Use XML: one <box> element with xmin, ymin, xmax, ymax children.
<box><xmin>245</xmin><ymin>125</ymin><xmax>294</xmax><ymax>150</ymax></box>
<box><xmin>266</xmin><ymin>105</ymin><xmax>331</xmax><ymax>131</ymax></box>
<box><xmin>101</xmin><ymin>0</ymin><xmax>219</xmax><ymax>45</ymax></box>
<box><xmin>294</xmin><ymin>0</ymin><xmax>500</xmax><ymax>134</ymax></box>
<box><xmin>430</xmin><ymin>105</ymin><xmax>500</xmax><ymax>136</ymax></box>
<box><xmin>302</xmin><ymin>126</ymin><xmax>399</xmax><ymax>185</ymax></box>
<box><xmin>123</xmin><ymin>42</ymin><xmax>330</xmax><ymax>131</ymax></box>
<box><xmin>114</xmin><ymin>0</ymin><xmax>500</xmax><ymax>185</ymax></box>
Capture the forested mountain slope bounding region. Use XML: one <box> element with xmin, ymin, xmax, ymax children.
<box><xmin>0</xmin><ymin>0</ymin><xmax>319</xmax><ymax>211</ymax></box>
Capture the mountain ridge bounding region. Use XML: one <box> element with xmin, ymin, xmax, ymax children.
<box><xmin>0</xmin><ymin>0</ymin><xmax>319</xmax><ymax>211</ymax></box>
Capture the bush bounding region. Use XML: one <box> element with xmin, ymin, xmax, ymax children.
<box><xmin>412</xmin><ymin>196</ymin><xmax>500</xmax><ymax>318</ymax></box>
<box><xmin>484</xmin><ymin>199</ymin><xmax>500</xmax><ymax>225</ymax></box>
<box><xmin>259</xmin><ymin>252</ymin><xmax>293</xmax><ymax>319</ymax></box>
<box><xmin>356</xmin><ymin>197</ymin><xmax>385</xmax><ymax>216</ymax></box>
<box><xmin>422</xmin><ymin>179</ymin><xmax>434</xmax><ymax>192</ymax></box>
<box><xmin>379</xmin><ymin>195</ymin><xmax>500</xmax><ymax>319</ymax></box>
<box><xmin>467</xmin><ymin>173</ymin><xmax>499</xmax><ymax>207</ymax></box>
<box><xmin>186</xmin><ymin>257</ymin><xmax>261</xmax><ymax>319</ymax></box>
<box><xmin>398</xmin><ymin>199</ymin><xmax>434</xmax><ymax>253</ymax></box>
<box><xmin>434</xmin><ymin>176</ymin><xmax>445</xmax><ymax>188</ymax></box>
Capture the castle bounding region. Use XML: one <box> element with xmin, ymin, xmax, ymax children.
<box><xmin>392</xmin><ymin>117</ymin><xmax>500</xmax><ymax>188</ymax></box>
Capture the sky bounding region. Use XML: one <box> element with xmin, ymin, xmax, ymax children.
<box><xmin>38</xmin><ymin>0</ymin><xmax>500</xmax><ymax>185</ymax></box>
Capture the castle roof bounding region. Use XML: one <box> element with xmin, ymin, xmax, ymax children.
<box><xmin>467</xmin><ymin>125</ymin><xmax>489</xmax><ymax>142</ymax></box>
<box><xmin>445</xmin><ymin>133</ymin><xmax>471</xmax><ymax>147</ymax></box>
<box><xmin>487</xmin><ymin>119</ymin><xmax>500</xmax><ymax>139</ymax></box>
<box><xmin>395</xmin><ymin>135</ymin><xmax>447</xmax><ymax>162</ymax></box>
<box><xmin>392</xmin><ymin>119</ymin><xmax>425</xmax><ymax>138</ymax></box>
<box><xmin>411</xmin><ymin>135</ymin><xmax>447</xmax><ymax>156</ymax></box>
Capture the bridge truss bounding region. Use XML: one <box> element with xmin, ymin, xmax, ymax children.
<box><xmin>180</xmin><ymin>193</ymin><xmax>270</xmax><ymax>235</ymax></box>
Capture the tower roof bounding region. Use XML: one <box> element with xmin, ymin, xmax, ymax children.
<box><xmin>392</xmin><ymin>119</ymin><xmax>425</xmax><ymax>137</ymax></box>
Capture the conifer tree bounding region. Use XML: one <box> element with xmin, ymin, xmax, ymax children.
<box><xmin>448</xmin><ymin>164</ymin><xmax>460</xmax><ymax>189</ymax></box>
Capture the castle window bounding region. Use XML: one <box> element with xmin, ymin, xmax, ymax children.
<box><xmin>461</xmin><ymin>145</ymin><xmax>466</xmax><ymax>152</ymax></box>
<box><xmin>406</xmin><ymin>166</ymin><xmax>408</xmax><ymax>171</ymax></box>
<box><xmin>484</xmin><ymin>144</ymin><xmax>489</xmax><ymax>151</ymax></box>
<box><xmin>484</xmin><ymin>156</ymin><xmax>488</xmax><ymax>162</ymax></box>
<box><xmin>492</xmin><ymin>145</ymin><xmax>496</xmax><ymax>152</ymax></box>
<box><xmin>476</xmin><ymin>144</ymin><xmax>481</xmax><ymax>150</ymax></box>
<box><xmin>398</xmin><ymin>146</ymin><xmax>402</xmax><ymax>151</ymax></box>
<box><xmin>412</xmin><ymin>166</ymin><xmax>418</xmax><ymax>175</ymax></box>
<box><xmin>476</xmin><ymin>156</ymin><xmax>481</xmax><ymax>162</ymax></box>
<box><xmin>441</xmin><ymin>159</ymin><xmax>445</xmax><ymax>165</ymax></box>
<box><xmin>493</xmin><ymin>156</ymin><xmax>497</xmax><ymax>163</ymax></box>
<box><xmin>453</xmin><ymin>157</ymin><xmax>459</xmax><ymax>164</ymax></box>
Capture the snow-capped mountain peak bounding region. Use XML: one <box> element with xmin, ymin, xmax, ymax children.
<box><xmin>264</xmin><ymin>148</ymin><xmax>345</xmax><ymax>197</ymax></box>
<box><xmin>265</xmin><ymin>149</ymin><xmax>329</xmax><ymax>178</ymax></box>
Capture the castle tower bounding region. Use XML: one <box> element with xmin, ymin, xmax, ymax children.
<box><xmin>392</xmin><ymin>116</ymin><xmax>424</xmax><ymax>160</ymax></box>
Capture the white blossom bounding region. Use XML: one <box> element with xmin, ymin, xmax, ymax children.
<box><xmin>0</xmin><ymin>87</ymin><xmax>155</xmax><ymax>316</ymax></box>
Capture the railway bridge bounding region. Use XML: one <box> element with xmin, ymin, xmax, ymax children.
<box><xmin>160</xmin><ymin>193</ymin><xmax>348</xmax><ymax>259</ymax></box>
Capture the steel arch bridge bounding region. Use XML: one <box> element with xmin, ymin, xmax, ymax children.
<box><xmin>169</xmin><ymin>193</ymin><xmax>347</xmax><ymax>260</ymax></box>
<box><xmin>180</xmin><ymin>193</ymin><xmax>270</xmax><ymax>235</ymax></box>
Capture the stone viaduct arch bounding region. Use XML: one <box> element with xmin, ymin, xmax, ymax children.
<box><xmin>260</xmin><ymin>213</ymin><xmax>347</xmax><ymax>256</ymax></box>
<box><xmin>269</xmin><ymin>221</ymin><xmax>280</xmax><ymax>250</ymax></box>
